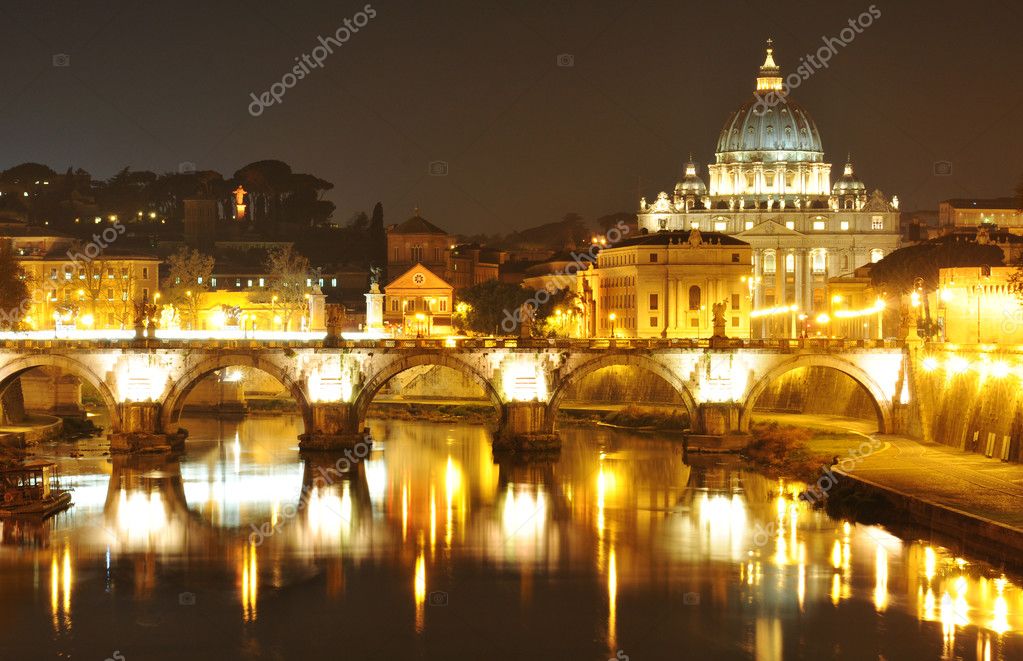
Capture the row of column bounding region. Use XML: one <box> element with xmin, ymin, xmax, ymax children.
<box><xmin>709</xmin><ymin>163</ymin><xmax>831</xmax><ymax>197</ymax></box>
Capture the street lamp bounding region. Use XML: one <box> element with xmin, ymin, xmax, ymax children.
<box><xmin>414</xmin><ymin>312</ymin><xmax>426</xmax><ymax>338</ymax></box>
<box><xmin>609</xmin><ymin>312</ymin><xmax>617</xmax><ymax>338</ymax></box>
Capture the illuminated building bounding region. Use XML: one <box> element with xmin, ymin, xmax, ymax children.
<box><xmin>936</xmin><ymin>266</ymin><xmax>1023</xmax><ymax>344</ymax></box>
<box><xmin>383</xmin><ymin>264</ymin><xmax>454</xmax><ymax>336</ymax></box>
<box><xmin>386</xmin><ymin>211</ymin><xmax>450</xmax><ymax>281</ymax></box>
<box><xmin>939</xmin><ymin>198</ymin><xmax>1023</xmax><ymax>232</ymax></box>
<box><xmin>636</xmin><ymin>42</ymin><xmax>900</xmax><ymax>328</ymax></box>
<box><xmin>7</xmin><ymin>219</ymin><xmax>161</xmax><ymax>331</ymax></box>
<box><xmin>386</xmin><ymin>212</ymin><xmax>502</xmax><ymax>290</ymax></box>
<box><xmin>576</xmin><ymin>228</ymin><xmax>752</xmax><ymax>339</ymax></box>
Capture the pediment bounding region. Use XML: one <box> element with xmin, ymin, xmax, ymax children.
<box><xmin>735</xmin><ymin>219</ymin><xmax>804</xmax><ymax>237</ymax></box>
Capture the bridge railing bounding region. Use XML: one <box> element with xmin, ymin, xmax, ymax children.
<box><xmin>0</xmin><ymin>336</ymin><xmax>905</xmax><ymax>352</ymax></box>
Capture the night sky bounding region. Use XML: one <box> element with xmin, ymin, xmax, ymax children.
<box><xmin>1</xmin><ymin>0</ymin><xmax>1020</xmax><ymax>234</ymax></box>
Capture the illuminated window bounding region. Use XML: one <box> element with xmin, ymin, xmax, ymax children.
<box><xmin>785</xmin><ymin>221</ymin><xmax>795</xmax><ymax>230</ymax></box>
<box><xmin>410</xmin><ymin>245</ymin><xmax>423</xmax><ymax>262</ymax></box>
<box><xmin>870</xmin><ymin>248</ymin><xmax>884</xmax><ymax>263</ymax></box>
<box><xmin>871</xmin><ymin>216</ymin><xmax>884</xmax><ymax>230</ymax></box>
<box><xmin>690</xmin><ymin>222</ymin><xmax>700</xmax><ymax>230</ymax></box>
<box><xmin>763</xmin><ymin>251</ymin><xmax>777</xmax><ymax>274</ymax></box>
<box><xmin>840</xmin><ymin>221</ymin><xmax>849</xmax><ymax>231</ymax></box>
<box><xmin>715</xmin><ymin>221</ymin><xmax>727</xmax><ymax>231</ymax></box>
<box><xmin>813</xmin><ymin>220</ymin><xmax>826</xmax><ymax>231</ymax></box>
<box><xmin>811</xmin><ymin>249</ymin><xmax>827</xmax><ymax>274</ymax></box>
<box><xmin>785</xmin><ymin>253</ymin><xmax>795</xmax><ymax>273</ymax></box>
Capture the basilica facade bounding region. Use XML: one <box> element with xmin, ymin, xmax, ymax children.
<box><xmin>635</xmin><ymin>43</ymin><xmax>900</xmax><ymax>332</ymax></box>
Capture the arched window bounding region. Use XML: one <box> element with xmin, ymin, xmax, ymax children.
<box><xmin>763</xmin><ymin>250</ymin><xmax>776</xmax><ymax>274</ymax></box>
<box><xmin>870</xmin><ymin>248</ymin><xmax>884</xmax><ymax>263</ymax></box>
<box><xmin>688</xmin><ymin>285</ymin><xmax>701</xmax><ymax>311</ymax></box>
<box><xmin>785</xmin><ymin>253</ymin><xmax>795</xmax><ymax>273</ymax></box>
<box><xmin>811</xmin><ymin>249</ymin><xmax>827</xmax><ymax>274</ymax></box>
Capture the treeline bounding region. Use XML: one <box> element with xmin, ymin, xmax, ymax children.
<box><xmin>0</xmin><ymin>159</ymin><xmax>336</xmax><ymax>231</ymax></box>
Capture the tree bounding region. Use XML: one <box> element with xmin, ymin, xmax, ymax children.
<box><xmin>872</xmin><ymin>236</ymin><xmax>1004</xmax><ymax>339</ymax></box>
<box><xmin>454</xmin><ymin>280</ymin><xmax>532</xmax><ymax>335</ymax></box>
<box><xmin>0</xmin><ymin>243</ymin><xmax>31</xmax><ymax>330</ymax></box>
<box><xmin>254</xmin><ymin>246</ymin><xmax>314</xmax><ymax>331</ymax></box>
<box><xmin>162</xmin><ymin>248</ymin><xmax>215</xmax><ymax>329</ymax></box>
<box><xmin>870</xmin><ymin>237</ymin><xmax>1004</xmax><ymax>295</ymax></box>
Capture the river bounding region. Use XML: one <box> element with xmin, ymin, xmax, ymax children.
<box><xmin>0</xmin><ymin>414</ymin><xmax>1021</xmax><ymax>660</ymax></box>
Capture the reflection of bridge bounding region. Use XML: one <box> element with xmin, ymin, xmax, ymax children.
<box><xmin>0</xmin><ymin>338</ymin><xmax>909</xmax><ymax>451</ymax></box>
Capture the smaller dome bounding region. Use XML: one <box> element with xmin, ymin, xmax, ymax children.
<box><xmin>832</xmin><ymin>160</ymin><xmax>865</xmax><ymax>195</ymax></box>
<box><xmin>674</xmin><ymin>161</ymin><xmax>707</xmax><ymax>196</ymax></box>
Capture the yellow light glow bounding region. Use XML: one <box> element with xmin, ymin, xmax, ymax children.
<box><xmin>815</xmin><ymin>313</ymin><xmax>830</xmax><ymax>325</ymax></box>
<box><xmin>947</xmin><ymin>356</ymin><xmax>969</xmax><ymax>375</ymax></box>
<box><xmin>992</xmin><ymin>361</ymin><xmax>1010</xmax><ymax>378</ymax></box>
<box><xmin>922</xmin><ymin>357</ymin><xmax>938</xmax><ymax>372</ymax></box>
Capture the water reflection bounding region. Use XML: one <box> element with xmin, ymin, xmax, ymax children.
<box><xmin>0</xmin><ymin>415</ymin><xmax>1021</xmax><ymax>659</ymax></box>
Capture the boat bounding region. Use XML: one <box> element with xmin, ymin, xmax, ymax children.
<box><xmin>0</xmin><ymin>462</ymin><xmax>73</xmax><ymax>519</ymax></box>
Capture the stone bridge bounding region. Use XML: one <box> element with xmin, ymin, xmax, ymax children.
<box><xmin>0</xmin><ymin>337</ymin><xmax>909</xmax><ymax>452</ymax></box>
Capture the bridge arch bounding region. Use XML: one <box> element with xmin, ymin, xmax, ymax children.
<box><xmin>0</xmin><ymin>354</ymin><xmax>121</xmax><ymax>432</ymax></box>
<box><xmin>544</xmin><ymin>353</ymin><xmax>698</xmax><ymax>433</ymax></box>
<box><xmin>739</xmin><ymin>354</ymin><xmax>893</xmax><ymax>434</ymax></box>
<box><xmin>352</xmin><ymin>353</ymin><xmax>505</xmax><ymax>429</ymax></box>
<box><xmin>160</xmin><ymin>354</ymin><xmax>314</xmax><ymax>436</ymax></box>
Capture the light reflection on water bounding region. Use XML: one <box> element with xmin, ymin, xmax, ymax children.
<box><xmin>0</xmin><ymin>414</ymin><xmax>1021</xmax><ymax>659</ymax></box>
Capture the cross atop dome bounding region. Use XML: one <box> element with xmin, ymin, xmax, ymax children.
<box><xmin>756</xmin><ymin>39</ymin><xmax>784</xmax><ymax>92</ymax></box>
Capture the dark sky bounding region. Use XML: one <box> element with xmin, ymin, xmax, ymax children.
<box><xmin>1</xmin><ymin>0</ymin><xmax>1021</xmax><ymax>234</ymax></box>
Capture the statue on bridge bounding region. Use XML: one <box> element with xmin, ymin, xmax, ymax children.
<box><xmin>712</xmin><ymin>301</ymin><xmax>727</xmax><ymax>339</ymax></box>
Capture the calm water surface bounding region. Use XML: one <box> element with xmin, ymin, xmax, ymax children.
<box><xmin>1</xmin><ymin>414</ymin><xmax>1022</xmax><ymax>660</ymax></box>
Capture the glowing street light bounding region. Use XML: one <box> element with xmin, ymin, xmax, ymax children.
<box><xmin>608</xmin><ymin>312</ymin><xmax>617</xmax><ymax>338</ymax></box>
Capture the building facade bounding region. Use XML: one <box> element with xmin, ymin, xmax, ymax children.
<box><xmin>577</xmin><ymin>229</ymin><xmax>752</xmax><ymax>339</ymax></box>
<box><xmin>386</xmin><ymin>212</ymin><xmax>450</xmax><ymax>281</ymax></box>
<box><xmin>936</xmin><ymin>266</ymin><xmax>1023</xmax><ymax>345</ymax></box>
<box><xmin>939</xmin><ymin>198</ymin><xmax>1023</xmax><ymax>233</ymax></box>
<box><xmin>636</xmin><ymin>43</ymin><xmax>900</xmax><ymax>331</ymax></box>
<box><xmin>383</xmin><ymin>264</ymin><xmax>454</xmax><ymax>336</ymax></box>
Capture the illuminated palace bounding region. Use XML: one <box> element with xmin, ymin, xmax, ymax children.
<box><xmin>636</xmin><ymin>42</ymin><xmax>900</xmax><ymax>334</ymax></box>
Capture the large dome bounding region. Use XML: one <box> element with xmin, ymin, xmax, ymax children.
<box><xmin>714</xmin><ymin>41</ymin><xmax>825</xmax><ymax>165</ymax></box>
<box><xmin>715</xmin><ymin>97</ymin><xmax>823</xmax><ymax>161</ymax></box>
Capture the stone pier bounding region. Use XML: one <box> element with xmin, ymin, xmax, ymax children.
<box><xmin>493</xmin><ymin>401</ymin><xmax>560</xmax><ymax>453</ymax></box>
<box><xmin>298</xmin><ymin>403</ymin><xmax>370</xmax><ymax>451</ymax></box>
<box><xmin>109</xmin><ymin>402</ymin><xmax>186</xmax><ymax>453</ymax></box>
